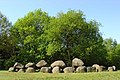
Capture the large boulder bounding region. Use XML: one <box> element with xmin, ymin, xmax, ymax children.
<box><xmin>26</xmin><ymin>67</ymin><xmax>35</xmax><ymax>73</ymax></box>
<box><xmin>92</xmin><ymin>64</ymin><xmax>100</xmax><ymax>72</ymax></box>
<box><xmin>86</xmin><ymin>67</ymin><xmax>95</xmax><ymax>72</ymax></box>
<box><xmin>112</xmin><ymin>66</ymin><xmax>116</xmax><ymax>71</ymax></box>
<box><xmin>108</xmin><ymin>67</ymin><xmax>113</xmax><ymax>72</ymax></box>
<box><xmin>99</xmin><ymin>65</ymin><xmax>106</xmax><ymax>72</ymax></box>
<box><xmin>18</xmin><ymin>69</ymin><xmax>24</xmax><ymax>73</ymax></box>
<box><xmin>108</xmin><ymin>66</ymin><xmax>116</xmax><ymax>72</ymax></box>
<box><xmin>52</xmin><ymin>67</ymin><xmax>60</xmax><ymax>73</ymax></box>
<box><xmin>72</xmin><ymin>58</ymin><xmax>84</xmax><ymax>67</ymax></box>
<box><xmin>76</xmin><ymin>66</ymin><xmax>86</xmax><ymax>73</ymax></box>
<box><xmin>36</xmin><ymin>60</ymin><xmax>47</xmax><ymax>68</ymax></box>
<box><xmin>25</xmin><ymin>62</ymin><xmax>35</xmax><ymax>68</ymax></box>
<box><xmin>13</xmin><ymin>62</ymin><xmax>24</xmax><ymax>69</ymax></box>
<box><xmin>8</xmin><ymin>67</ymin><xmax>14</xmax><ymax>72</ymax></box>
<box><xmin>51</xmin><ymin>60</ymin><xmax>66</xmax><ymax>68</ymax></box>
<box><xmin>63</xmin><ymin>67</ymin><xmax>74</xmax><ymax>73</ymax></box>
<box><xmin>40</xmin><ymin>67</ymin><xmax>51</xmax><ymax>73</ymax></box>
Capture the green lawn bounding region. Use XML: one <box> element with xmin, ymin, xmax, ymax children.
<box><xmin>0</xmin><ymin>71</ymin><xmax>120</xmax><ymax>80</ymax></box>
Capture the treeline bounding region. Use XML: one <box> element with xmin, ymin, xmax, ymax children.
<box><xmin>0</xmin><ymin>9</ymin><xmax>120</xmax><ymax>70</ymax></box>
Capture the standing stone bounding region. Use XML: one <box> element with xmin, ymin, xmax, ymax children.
<box><xmin>8</xmin><ymin>67</ymin><xmax>14</xmax><ymax>72</ymax></box>
<box><xmin>13</xmin><ymin>62</ymin><xmax>24</xmax><ymax>69</ymax></box>
<box><xmin>40</xmin><ymin>67</ymin><xmax>49</xmax><ymax>73</ymax></box>
<box><xmin>86</xmin><ymin>67</ymin><xmax>93</xmax><ymax>72</ymax></box>
<box><xmin>25</xmin><ymin>62</ymin><xmax>35</xmax><ymax>68</ymax></box>
<box><xmin>99</xmin><ymin>65</ymin><xmax>106</xmax><ymax>72</ymax></box>
<box><xmin>108</xmin><ymin>67</ymin><xmax>113</xmax><ymax>72</ymax></box>
<box><xmin>63</xmin><ymin>67</ymin><xmax>74</xmax><ymax>73</ymax></box>
<box><xmin>18</xmin><ymin>69</ymin><xmax>24</xmax><ymax>73</ymax></box>
<box><xmin>26</xmin><ymin>67</ymin><xmax>35</xmax><ymax>73</ymax></box>
<box><xmin>76</xmin><ymin>66</ymin><xmax>86</xmax><ymax>73</ymax></box>
<box><xmin>72</xmin><ymin>58</ymin><xmax>84</xmax><ymax>67</ymax></box>
<box><xmin>52</xmin><ymin>67</ymin><xmax>60</xmax><ymax>73</ymax></box>
<box><xmin>92</xmin><ymin>64</ymin><xmax>100</xmax><ymax>72</ymax></box>
<box><xmin>51</xmin><ymin>60</ymin><xmax>66</xmax><ymax>68</ymax></box>
<box><xmin>112</xmin><ymin>66</ymin><xmax>116</xmax><ymax>71</ymax></box>
<box><xmin>36</xmin><ymin>60</ymin><xmax>47</xmax><ymax>68</ymax></box>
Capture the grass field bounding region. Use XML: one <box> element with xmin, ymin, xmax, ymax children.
<box><xmin>0</xmin><ymin>71</ymin><xmax>120</xmax><ymax>80</ymax></box>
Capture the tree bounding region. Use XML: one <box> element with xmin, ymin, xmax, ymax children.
<box><xmin>103</xmin><ymin>38</ymin><xmax>117</xmax><ymax>66</ymax></box>
<box><xmin>103</xmin><ymin>38</ymin><xmax>120</xmax><ymax>69</ymax></box>
<box><xmin>0</xmin><ymin>12</ymin><xmax>15</xmax><ymax>69</ymax></box>
<box><xmin>44</xmin><ymin>10</ymin><xmax>107</xmax><ymax>66</ymax></box>
<box><xmin>11</xmin><ymin>9</ymin><xmax>50</xmax><ymax>64</ymax></box>
<box><xmin>112</xmin><ymin>44</ymin><xmax>120</xmax><ymax>69</ymax></box>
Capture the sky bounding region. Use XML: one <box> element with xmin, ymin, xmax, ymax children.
<box><xmin>0</xmin><ymin>0</ymin><xmax>120</xmax><ymax>43</ymax></box>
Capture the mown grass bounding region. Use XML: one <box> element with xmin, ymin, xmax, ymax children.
<box><xmin>0</xmin><ymin>71</ymin><xmax>120</xmax><ymax>80</ymax></box>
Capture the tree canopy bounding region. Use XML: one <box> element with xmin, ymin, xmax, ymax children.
<box><xmin>0</xmin><ymin>9</ymin><xmax>120</xmax><ymax>69</ymax></box>
<box><xmin>0</xmin><ymin>12</ymin><xmax>14</xmax><ymax>69</ymax></box>
<box><xmin>11</xmin><ymin>9</ymin><xmax>50</xmax><ymax>64</ymax></box>
<box><xmin>44</xmin><ymin>10</ymin><xmax>106</xmax><ymax>66</ymax></box>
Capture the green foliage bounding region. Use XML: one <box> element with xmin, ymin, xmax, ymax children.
<box><xmin>1</xmin><ymin>9</ymin><xmax>120</xmax><ymax>69</ymax></box>
<box><xmin>111</xmin><ymin>44</ymin><xmax>120</xmax><ymax>69</ymax></box>
<box><xmin>44</xmin><ymin>10</ymin><xmax>107</xmax><ymax>66</ymax></box>
<box><xmin>103</xmin><ymin>38</ymin><xmax>117</xmax><ymax>66</ymax></box>
<box><xmin>11</xmin><ymin>9</ymin><xmax>50</xmax><ymax>64</ymax></box>
<box><xmin>0</xmin><ymin>12</ymin><xmax>15</xmax><ymax>69</ymax></box>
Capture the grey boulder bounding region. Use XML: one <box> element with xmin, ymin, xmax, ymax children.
<box><xmin>8</xmin><ymin>67</ymin><xmax>14</xmax><ymax>72</ymax></box>
<box><xmin>108</xmin><ymin>67</ymin><xmax>113</xmax><ymax>72</ymax></box>
<box><xmin>92</xmin><ymin>64</ymin><xmax>100</xmax><ymax>72</ymax></box>
<box><xmin>51</xmin><ymin>60</ymin><xmax>66</xmax><ymax>68</ymax></box>
<box><xmin>18</xmin><ymin>69</ymin><xmax>24</xmax><ymax>73</ymax></box>
<box><xmin>72</xmin><ymin>58</ymin><xmax>84</xmax><ymax>67</ymax></box>
<box><xmin>52</xmin><ymin>67</ymin><xmax>60</xmax><ymax>73</ymax></box>
<box><xmin>63</xmin><ymin>67</ymin><xmax>74</xmax><ymax>73</ymax></box>
<box><xmin>26</xmin><ymin>67</ymin><xmax>35</xmax><ymax>73</ymax></box>
<box><xmin>40</xmin><ymin>67</ymin><xmax>51</xmax><ymax>73</ymax></box>
<box><xmin>76</xmin><ymin>66</ymin><xmax>86</xmax><ymax>73</ymax></box>
<box><xmin>86</xmin><ymin>67</ymin><xmax>95</xmax><ymax>72</ymax></box>
<box><xmin>13</xmin><ymin>62</ymin><xmax>24</xmax><ymax>69</ymax></box>
<box><xmin>25</xmin><ymin>62</ymin><xmax>35</xmax><ymax>68</ymax></box>
<box><xmin>36</xmin><ymin>60</ymin><xmax>47</xmax><ymax>68</ymax></box>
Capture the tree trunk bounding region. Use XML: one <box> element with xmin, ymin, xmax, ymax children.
<box><xmin>67</xmin><ymin>49</ymin><xmax>71</xmax><ymax>66</ymax></box>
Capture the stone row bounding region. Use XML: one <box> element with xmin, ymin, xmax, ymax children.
<box><xmin>8</xmin><ymin>58</ymin><xmax>117</xmax><ymax>73</ymax></box>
